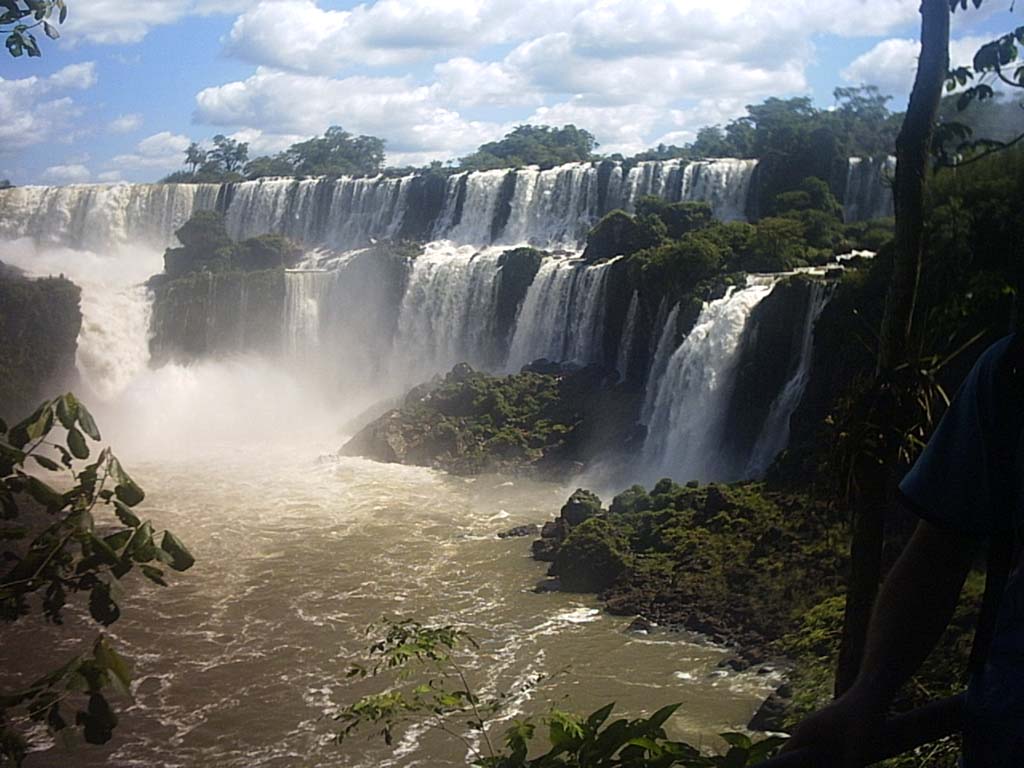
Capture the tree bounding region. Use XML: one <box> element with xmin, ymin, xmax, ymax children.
<box><xmin>460</xmin><ymin>125</ymin><xmax>598</xmax><ymax>171</ymax></box>
<box><xmin>284</xmin><ymin>126</ymin><xmax>385</xmax><ymax>177</ymax></box>
<box><xmin>0</xmin><ymin>394</ymin><xmax>194</xmax><ymax>765</ymax></box>
<box><xmin>835</xmin><ymin>0</ymin><xmax>951</xmax><ymax>695</ymax></box>
<box><xmin>208</xmin><ymin>135</ymin><xmax>249</xmax><ymax>174</ymax></box>
<box><xmin>2</xmin><ymin>0</ymin><xmax>66</xmax><ymax>58</ymax></box>
<box><xmin>184</xmin><ymin>142</ymin><xmax>207</xmax><ymax>175</ymax></box>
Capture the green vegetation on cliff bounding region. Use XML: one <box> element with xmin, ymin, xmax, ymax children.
<box><xmin>0</xmin><ymin>267</ymin><xmax>81</xmax><ymax>419</ymax></box>
<box><xmin>342</xmin><ymin>362</ymin><xmax>638</xmax><ymax>476</ymax></box>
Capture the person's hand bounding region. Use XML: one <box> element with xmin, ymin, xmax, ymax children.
<box><xmin>782</xmin><ymin>687</ymin><xmax>886</xmax><ymax>768</ymax></box>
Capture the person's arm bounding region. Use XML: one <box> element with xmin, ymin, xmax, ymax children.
<box><xmin>784</xmin><ymin>519</ymin><xmax>976</xmax><ymax>765</ymax></box>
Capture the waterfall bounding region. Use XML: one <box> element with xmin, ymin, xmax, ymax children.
<box><xmin>505</xmin><ymin>256</ymin><xmax>619</xmax><ymax>371</ymax></box>
<box><xmin>744</xmin><ymin>281</ymin><xmax>832</xmax><ymax>477</ymax></box>
<box><xmin>621</xmin><ymin>160</ymin><xmax>686</xmax><ymax>211</ymax></box>
<box><xmin>679</xmin><ymin>159</ymin><xmax>758</xmax><ymax>221</ymax></box>
<box><xmin>843</xmin><ymin>156</ymin><xmax>895</xmax><ymax>222</ymax></box>
<box><xmin>641</xmin><ymin>301</ymin><xmax>680</xmax><ymax>424</ymax></box>
<box><xmin>1</xmin><ymin>240</ymin><xmax>161</xmax><ymax>401</ymax></box>
<box><xmin>641</xmin><ymin>277</ymin><xmax>779</xmax><ymax>483</ymax></box>
<box><xmin>0</xmin><ymin>183</ymin><xmax>220</xmax><ymax>249</ymax></box>
<box><xmin>615</xmin><ymin>290</ymin><xmax>639</xmax><ymax>382</ymax></box>
<box><xmin>390</xmin><ymin>243</ymin><xmax>506</xmax><ymax>383</ymax></box>
<box><xmin>0</xmin><ymin>159</ymin><xmax>767</xmax><ymax>255</ymax></box>
<box><xmin>284</xmin><ymin>270</ymin><xmax>335</xmax><ymax>359</ymax></box>
<box><xmin>500</xmin><ymin>164</ymin><xmax>601</xmax><ymax>247</ymax></box>
<box><xmin>438</xmin><ymin>170</ymin><xmax>510</xmax><ymax>245</ymax></box>
<box><xmin>223</xmin><ymin>175</ymin><xmax>410</xmax><ymax>248</ymax></box>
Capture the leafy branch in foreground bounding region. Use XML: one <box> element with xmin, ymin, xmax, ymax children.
<box><xmin>2</xmin><ymin>1</ymin><xmax>67</xmax><ymax>58</ymax></box>
<box><xmin>336</xmin><ymin>618</ymin><xmax>785</xmax><ymax>767</ymax></box>
<box><xmin>0</xmin><ymin>393</ymin><xmax>194</xmax><ymax>766</ymax></box>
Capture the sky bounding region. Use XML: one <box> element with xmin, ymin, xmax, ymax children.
<box><xmin>0</xmin><ymin>0</ymin><xmax>1018</xmax><ymax>185</ymax></box>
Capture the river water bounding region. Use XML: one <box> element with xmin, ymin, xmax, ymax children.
<box><xmin>1</xmin><ymin>241</ymin><xmax>777</xmax><ymax>767</ymax></box>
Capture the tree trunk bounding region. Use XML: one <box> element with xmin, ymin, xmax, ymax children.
<box><xmin>835</xmin><ymin>0</ymin><xmax>950</xmax><ymax>696</ymax></box>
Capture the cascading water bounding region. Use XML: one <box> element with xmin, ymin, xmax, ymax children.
<box><xmin>620</xmin><ymin>160</ymin><xmax>686</xmax><ymax>210</ymax></box>
<box><xmin>439</xmin><ymin>170</ymin><xmax>511</xmax><ymax>245</ymax></box>
<box><xmin>615</xmin><ymin>290</ymin><xmax>640</xmax><ymax>382</ymax></box>
<box><xmin>641</xmin><ymin>301</ymin><xmax>680</xmax><ymax>424</ymax></box>
<box><xmin>499</xmin><ymin>163</ymin><xmax>601</xmax><ymax>247</ymax></box>
<box><xmin>284</xmin><ymin>269</ymin><xmax>335</xmax><ymax>359</ymax></box>
<box><xmin>2</xmin><ymin>239</ymin><xmax>161</xmax><ymax>401</ymax></box>
<box><xmin>223</xmin><ymin>175</ymin><xmax>411</xmax><ymax>249</ymax></box>
<box><xmin>390</xmin><ymin>242</ymin><xmax>506</xmax><ymax>382</ymax></box>
<box><xmin>641</xmin><ymin>277</ymin><xmax>779</xmax><ymax>483</ymax></box>
<box><xmin>743</xmin><ymin>280</ymin><xmax>832</xmax><ymax>478</ymax></box>
<box><xmin>505</xmin><ymin>256</ymin><xmax>619</xmax><ymax>371</ymax></box>
<box><xmin>678</xmin><ymin>159</ymin><xmax>758</xmax><ymax>222</ymax></box>
<box><xmin>843</xmin><ymin>156</ymin><xmax>895</xmax><ymax>222</ymax></box>
<box><xmin>0</xmin><ymin>157</ymin><xmax>794</xmax><ymax>768</ymax></box>
<box><xmin>0</xmin><ymin>183</ymin><xmax>220</xmax><ymax>250</ymax></box>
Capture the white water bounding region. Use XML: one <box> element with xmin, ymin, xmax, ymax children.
<box><xmin>391</xmin><ymin>242</ymin><xmax>505</xmax><ymax>382</ymax></box>
<box><xmin>0</xmin><ymin>233</ymin><xmax>779</xmax><ymax>767</ymax></box>
<box><xmin>1</xmin><ymin>239</ymin><xmax>160</xmax><ymax>401</ymax></box>
<box><xmin>679</xmin><ymin>159</ymin><xmax>758</xmax><ymax>222</ymax></box>
<box><xmin>284</xmin><ymin>270</ymin><xmax>335</xmax><ymax>359</ymax></box>
<box><xmin>505</xmin><ymin>256</ymin><xmax>619</xmax><ymax>371</ymax></box>
<box><xmin>843</xmin><ymin>156</ymin><xmax>895</xmax><ymax>222</ymax></box>
<box><xmin>641</xmin><ymin>278</ymin><xmax>779</xmax><ymax>483</ymax></box>
<box><xmin>616</xmin><ymin>290</ymin><xmax>640</xmax><ymax>382</ymax></box>
<box><xmin>0</xmin><ymin>184</ymin><xmax>220</xmax><ymax>250</ymax></box>
<box><xmin>744</xmin><ymin>281</ymin><xmax>832</xmax><ymax>478</ymax></box>
<box><xmin>641</xmin><ymin>301</ymin><xmax>681</xmax><ymax>424</ymax></box>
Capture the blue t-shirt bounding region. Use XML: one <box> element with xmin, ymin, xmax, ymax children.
<box><xmin>898</xmin><ymin>334</ymin><xmax>1024</xmax><ymax>766</ymax></box>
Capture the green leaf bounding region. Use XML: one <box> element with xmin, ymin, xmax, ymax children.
<box><xmin>67</xmin><ymin>427</ymin><xmax>89</xmax><ymax>460</ymax></box>
<box><xmin>645</xmin><ymin>702</ymin><xmax>681</xmax><ymax>730</ymax></box>
<box><xmin>94</xmin><ymin>637</ymin><xmax>132</xmax><ymax>693</ymax></box>
<box><xmin>25</xmin><ymin>476</ymin><xmax>65</xmax><ymax>511</ymax></box>
<box><xmin>720</xmin><ymin>732</ymin><xmax>752</xmax><ymax>750</ymax></box>
<box><xmin>33</xmin><ymin>454</ymin><xmax>60</xmax><ymax>471</ymax></box>
<box><xmin>42</xmin><ymin>20</ymin><xmax>58</xmax><ymax>38</ymax></box>
<box><xmin>88</xmin><ymin>583</ymin><xmax>120</xmax><ymax>626</ymax></box>
<box><xmin>586</xmin><ymin>702</ymin><xmax>615</xmax><ymax>731</ymax></box>
<box><xmin>76</xmin><ymin>402</ymin><xmax>101</xmax><ymax>441</ymax></box>
<box><xmin>79</xmin><ymin>693</ymin><xmax>117</xmax><ymax>744</ymax></box>
<box><xmin>112</xmin><ymin>500</ymin><xmax>140</xmax><ymax>528</ymax></box>
<box><xmin>114</xmin><ymin>481</ymin><xmax>145</xmax><ymax>508</ymax></box>
<box><xmin>22</xmin><ymin>403</ymin><xmax>54</xmax><ymax>443</ymax></box>
<box><xmin>103</xmin><ymin>529</ymin><xmax>133</xmax><ymax>551</ymax></box>
<box><xmin>56</xmin><ymin>394</ymin><xmax>78</xmax><ymax>429</ymax></box>
<box><xmin>160</xmin><ymin>531</ymin><xmax>195</xmax><ymax>572</ymax></box>
<box><xmin>139</xmin><ymin>564</ymin><xmax>167</xmax><ymax>586</ymax></box>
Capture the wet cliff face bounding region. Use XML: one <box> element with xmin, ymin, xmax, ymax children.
<box><xmin>721</xmin><ymin>276</ymin><xmax>816</xmax><ymax>465</ymax></box>
<box><xmin>148</xmin><ymin>270</ymin><xmax>288</xmax><ymax>365</ymax></box>
<box><xmin>0</xmin><ymin>268</ymin><xmax>82</xmax><ymax>418</ymax></box>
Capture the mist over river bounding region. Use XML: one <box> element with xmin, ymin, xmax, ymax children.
<box><xmin>0</xmin><ymin>242</ymin><xmax>778</xmax><ymax>767</ymax></box>
<box><xmin>1</xmin><ymin>364</ymin><xmax>775</xmax><ymax>767</ymax></box>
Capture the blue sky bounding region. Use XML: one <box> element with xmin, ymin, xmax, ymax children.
<box><xmin>0</xmin><ymin>0</ymin><xmax>1017</xmax><ymax>184</ymax></box>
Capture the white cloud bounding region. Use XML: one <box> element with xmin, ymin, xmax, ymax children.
<box><xmin>195</xmin><ymin>69</ymin><xmax>507</xmax><ymax>160</ymax></box>
<box><xmin>109</xmin><ymin>131</ymin><xmax>192</xmax><ymax>173</ymax></box>
<box><xmin>841</xmin><ymin>35</ymin><xmax>993</xmax><ymax>106</ymax></box>
<box><xmin>52</xmin><ymin>62</ymin><xmax>98</xmax><ymax>90</ymax></box>
<box><xmin>431</xmin><ymin>58</ymin><xmax>540</xmax><ymax>108</ymax></box>
<box><xmin>109</xmin><ymin>113</ymin><xmax>143</xmax><ymax>133</ymax></box>
<box><xmin>0</xmin><ymin>63</ymin><xmax>97</xmax><ymax>152</ymax></box>
<box><xmin>65</xmin><ymin>0</ymin><xmax>258</xmax><ymax>44</ymax></box>
<box><xmin>97</xmin><ymin>170</ymin><xmax>125</xmax><ymax>183</ymax></box>
<box><xmin>41</xmin><ymin>163</ymin><xmax>91</xmax><ymax>183</ymax></box>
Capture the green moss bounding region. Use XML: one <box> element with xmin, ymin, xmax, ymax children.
<box><xmin>0</xmin><ymin>270</ymin><xmax>81</xmax><ymax>419</ymax></box>
<box><xmin>554</xmin><ymin>518</ymin><xmax>629</xmax><ymax>592</ymax></box>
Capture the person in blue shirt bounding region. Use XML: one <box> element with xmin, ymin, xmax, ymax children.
<box><xmin>786</xmin><ymin>334</ymin><xmax>1024</xmax><ymax>766</ymax></box>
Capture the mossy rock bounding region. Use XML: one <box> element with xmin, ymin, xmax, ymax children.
<box><xmin>553</xmin><ymin>517</ymin><xmax>628</xmax><ymax>592</ymax></box>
